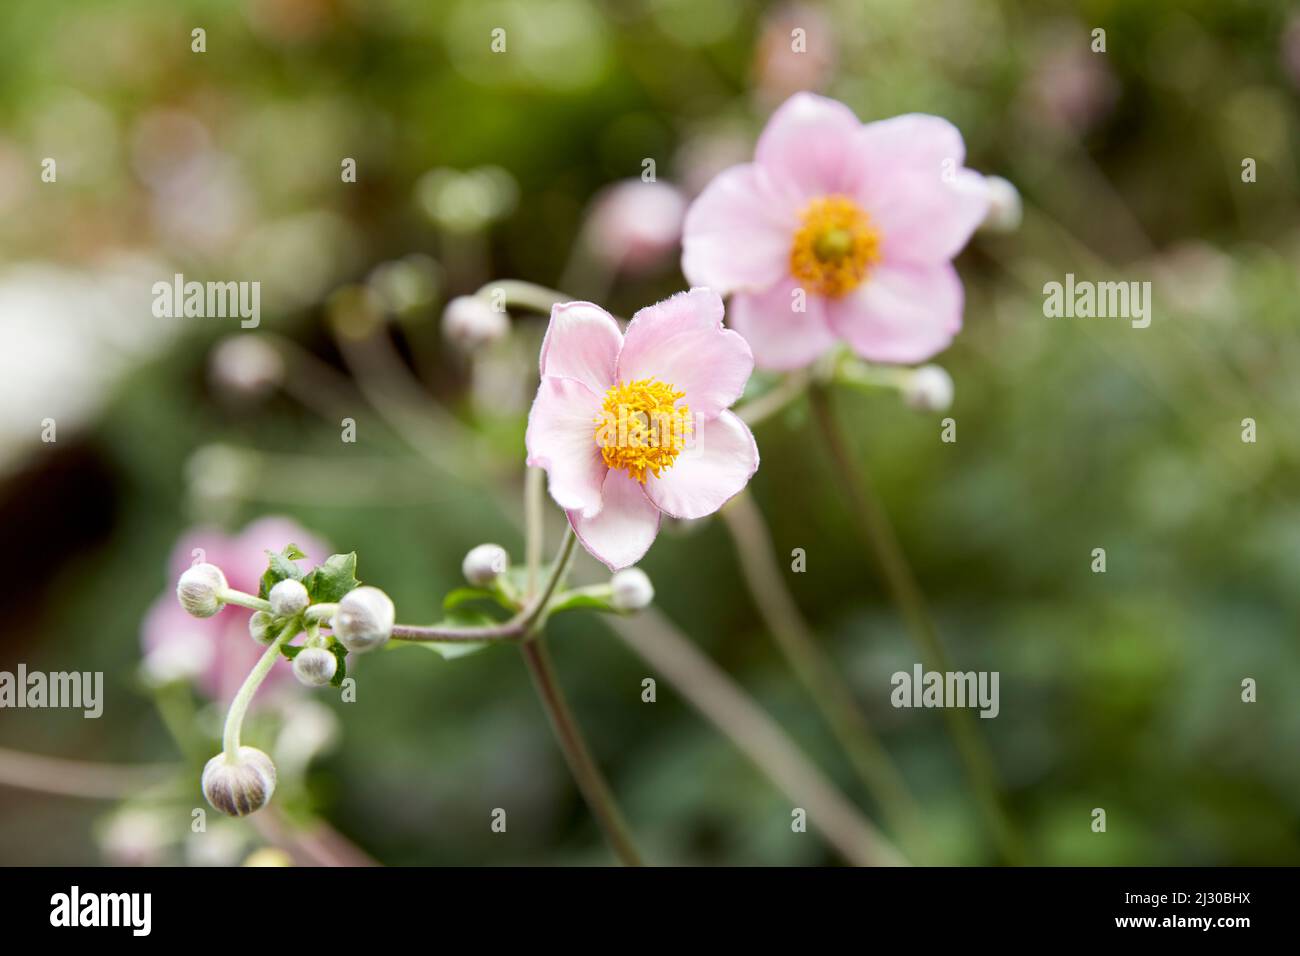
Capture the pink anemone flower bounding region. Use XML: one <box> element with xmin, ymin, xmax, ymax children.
<box><xmin>526</xmin><ymin>289</ymin><xmax>758</xmax><ymax>570</ymax></box>
<box><xmin>682</xmin><ymin>92</ymin><xmax>990</xmax><ymax>370</ymax></box>
<box><xmin>141</xmin><ymin>517</ymin><xmax>329</xmax><ymax>703</ymax></box>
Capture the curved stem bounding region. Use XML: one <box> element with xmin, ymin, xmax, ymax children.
<box><xmin>720</xmin><ymin>490</ymin><xmax>932</xmax><ymax>862</ymax></box>
<box><xmin>218</xmin><ymin>589</ymin><xmax>272</xmax><ymax>613</ymax></box>
<box><xmin>808</xmin><ymin>384</ymin><xmax>1027</xmax><ymax>865</ymax></box>
<box><xmin>222</xmin><ymin>621</ymin><xmax>296</xmax><ymax>759</ymax></box>
<box><xmin>520</xmin><ymin>635</ymin><xmax>643</xmax><ymax>866</ymax></box>
<box><xmin>0</xmin><ymin>747</ymin><xmax>177</xmax><ymax>800</ymax></box>
<box><xmin>389</xmin><ymin>529</ymin><xmax>577</xmax><ymax>643</ymax></box>
<box><xmin>473</xmin><ymin>279</ymin><xmax>569</xmax><ymax>315</ymax></box>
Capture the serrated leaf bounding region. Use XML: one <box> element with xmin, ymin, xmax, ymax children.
<box><xmin>259</xmin><ymin>546</ymin><xmax>308</xmax><ymax>599</ymax></box>
<box><xmin>303</xmin><ymin>552</ymin><xmax>361</xmax><ymax>604</ymax></box>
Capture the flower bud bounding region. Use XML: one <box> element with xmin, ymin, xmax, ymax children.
<box><xmin>586</xmin><ymin>180</ymin><xmax>687</xmax><ymax>274</ymax></box>
<box><xmin>177</xmin><ymin>563</ymin><xmax>228</xmax><ymax>618</ymax></box>
<box><xmin>609</xmin><ymin>567</ymin><xmax>654</xmax><ymax>612</ymax></box>
<box><xmin>902</xmin><ymin>365</ymin><xmax>954</xmax><ymax>413</ymax></box>
<box><xmin>201</xmin><ymin>746</ymin><xmax>277</xmax><ymax>817</ymax></box>
<box><xmin>332</xmin><ymin>586</ymin><xmax>394</xmax><ymax>653</ymax></box>
<box><xmin>979</xmin><ymin>175</ymin><xmax>1022</xmax><ymax>233</ymax></box>
<box><xmin>292</xmin><ymin>647</ymin><xmax>337</xmax><ymax>687</ymax></box>
<box><xmin>269</xmin><ymin>578</ymin><xmax>309</xmax><ymax>618</ymax></box>
<box><xmin>442</xmin><ymin>295</ymin><xmax>509</xmax><ymax>350</ymax></box>
<box><xmin>462</xmin><ymin>543</ymin><xmax>508</xmax><ymax>586</ymax></box>
<box><xmin>209</xmin><ymin>335</ymin><xmax>284</xmax><ymax>399</ymax></box>
<box><xmin>248</xmin><ymin>610</ymin><xmax>277</xmax><ymax>645</ymax></box>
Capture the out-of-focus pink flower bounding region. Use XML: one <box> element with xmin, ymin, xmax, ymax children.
<box><xmin>1284</xmin><ymin>14</ymin><xmax>1300</xmax><ymax>91</ymax></box>
<box><xmin>585</xmin><ymin>180</ymin><xmax>687</xmax><ymax>275</ymax></box>
<box><xmin>752</xmin><ymin>3</ymin><xmax>837</xmax><ymax>106</ymax></box>
<box><xmin>682</xmin><ymin>93</ymin><xmax>989</xmax><ymax>370</ymax></box>
<box><xmin>1022</xmin><ymin>28</ymin><xmax>1119</xmax><ymax>136</ymax></box>
<box><xmin>141</xmin><ymin>517</ymin><xmax>329</xmax><ymax>703</ymax></box>
<box><xmin>525</xmin><ymin>289</ymin><xmax>757</xmax><ymax>570</ymax></box>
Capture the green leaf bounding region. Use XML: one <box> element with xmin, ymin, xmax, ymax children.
<box><xmin>327</xmin><ymin>639</ymin><xmax>348</xmax><ymax>687</ymax></box>
<box><xmin>442</xmin><ymin>586</ymin><xmax>517</xmax><ymax>614</ymax></box>
<box><xmin>547</xmin><ymin>590</ymin><xmax>619</xmax><ymax>615</ymax></box>
<box><xmin>302</xmin><ymin>552</ymin><xmax>361</xmax><ymax>604</ymax></box>
<box><xmin>259</xmin><ymin>546</ymin><xmax>308</xmax><ymax>599</ymax></box>
<box><xmin>279</xmin><ymin>643</ymin><xmax>305</xmax><ymax>661</ymax></box>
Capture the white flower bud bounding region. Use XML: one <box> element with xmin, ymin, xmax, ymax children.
<box><xmin>209</xmin><ymin>335</ymin><xmax>284</xmax><ymax>398</ymax></box>
<box><xmin>462</xmin><ymin>543</ymin><xmax>509</xmax><ymax>586</ymax></box>
<box><xmin>292</xmin><ymin>647</ymin><xmax>337</xmax><ymax>687</ymax></box>
<box><xmin>248</xmin><ymin>610</ymin><xmax>277</xmax><ymax>645</ymax></box>
<box><xmin>332</xmin><ymin>586</ymin><xmax>394</xmax><ymax>653</ymax></box>
<box><xmin>442</xmin><ymin>295</ymin><xmax>508</xmax><ymax>350</ymax></box>
<box><xmin>268</xmin><ymin>578</ymin><xmax>309</xmax><ymax>618</ymax></box>
<box><xmin>979</xmin><ymin>175</ymin><xmax>1022</xmax><ymax>234</ymax></box>
<box><xmin>902</xmin><ymin>365</ymin><xmax>955</xmax><ymax>413</ymax></box>
<box><xmin>177</xmin><ymin>563</ymin><xmax>228</xmax><ymax>618</ymax></box>
<box><xmin>609</xmin><ymin>567</ymin><xmax>654</xmax><ymax>612</ymax></box>
<box><xmin>201</xmin><ymin>746</ymin><xmax>277</xmax><ymax>817</ymax></box>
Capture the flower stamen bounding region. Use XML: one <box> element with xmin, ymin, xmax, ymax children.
<box><xmin>789</xmin><ymin>195</ymin><xmax>881</xmax><ymax>298</ymax></box>
<box><xmin>594</xmin><ymin>379</ymin><xmax>692</xmax><ymax>483</ymax></box>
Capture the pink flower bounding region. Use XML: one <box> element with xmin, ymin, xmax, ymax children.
<box><xmin>141</xmin><ymin>517</ymin><xmax>329</xmax><ymax>703</ymax></box>
<box><xmin>526</xmin><ymin>289</ymin><xmax>758</xmax><ymax>570</ymax></box>
<box><xmin>585</xmin><ymin>180</ymin><xmax>687</xmax><ymax>275</ymax></box>
<box><xmin>682</xmin><ymin>92</ymin><xmax>989</xmax><ymax>370</ymax></box>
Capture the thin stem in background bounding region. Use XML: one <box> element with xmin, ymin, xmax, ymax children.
<box><xmin>808</xmin><ymin>384</ymin><xmax>1027</xmax><ymax>866</ymax></box>
<box><xmin>520</xmin><ymin>636</ymin><xmax>643</xmax><ymax>866</ymax></box>
<box><xmin>721</xmin><ymin>490</ymin><xmax>932</xmax><ymax>863</ymax></box>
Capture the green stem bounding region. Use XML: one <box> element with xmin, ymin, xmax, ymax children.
<box><xmin>474</xmin><ymin>279</ymin><xmax>569</xmax><ymax>315</ymax></box>
<box><xmin>218</xmin><ymin>589</ymin><xmax>272</xmax><ymax>613</ymax></box>
<box><xmin>808</xmin><ymin>384</ymin><xmax>1027</xmax><ymax>866</ymax></box>
<box><xmin>520</xmin><ymin>635</ymin><xmax>643</xmax><ymax>866</ymax></box>
<box><xmin>222</xmin><ymin>620</ymin><xmax>296</xmax><ymax>760</ymax></box>
<box><xmin>720</xmin><ymin>490</ymin><xmax>933</xmax><ymax>863</ymax></box>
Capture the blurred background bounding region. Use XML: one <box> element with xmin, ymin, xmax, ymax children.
<box><xmin>1</xmin><ymin>0</ymin><xmax>1298</xmax><ymax>866</ymax></box>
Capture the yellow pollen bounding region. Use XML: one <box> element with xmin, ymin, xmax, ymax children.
<box><xmin>593</xmin><ymin>378</ymin><xmax>692</xmax><ymax>483</ymax></box>
<box><xmin>789</xmin><ymin>195</ymin><xmax>881</xmax><ymax>298</ymax></box>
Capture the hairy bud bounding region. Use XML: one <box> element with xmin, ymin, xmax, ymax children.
<box><xmin>903</xmin><ymin>364</ymin><xmax>954</xmax><ymax>413</ymax></box>
<box><xmin>248</xmin><ymin>610</ymin><xmax>277</xmax><ymax>645</ymax></box>
<box><xmin>177</xmin><ymin>563</ymin><xmax>228</xmax><ymax>618</ymax></box>
<box><xmin>269</xmin><ymin>578</ymin><xmax>309</xmax><ymax>618</ymax></box>
<box><xmin>610</xmin><ymin>567</ymin><xmax>654</xmax><ymax>612</ymax></box>
<box><xmin>292</xmin><ymin>647</ymin><xmax>338</xmax><ymax>687</ymax></box>
<box><xmin>333</xmin><ymin>586</ymin><xmax>395</xmax><ymax>653</ymax></box>
<box><xmin>201</xmin><ymin>746</ymin><xmax>277</xmax><ymax>817</ymax></box>
<box><xmin>442</xmin><ymin>295</ymin><xmax>508</xmax><ymax>350</ymax></box>
<box><xmin>462</xmin><ymin>543</ymin><xmax>509</xmax><ymax>586</ymax></box>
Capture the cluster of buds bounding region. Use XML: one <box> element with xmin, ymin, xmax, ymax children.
<box><xmin>175</xmin><ymin>551</ymin><xmax>394</xmax><ymax>816</ymax></box>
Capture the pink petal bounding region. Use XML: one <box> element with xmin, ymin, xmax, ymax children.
<box><xmin>616</xmin><ymin>289</ymin><xmax>753</xmax><ymax>419</ymax></box>
<box><xmin>851</xmin><ymin>114</ymin><xmax>990</xmax><ymax>264</ymax></box>
<box><xmin>826</xmin><ymin>261</ymin><xmax>964</xmax><ymax>364</ymax></box>
<box><xmin>525</xmin><ymin>376</ymin><xmax>607</xmax><ymax>517</ymax></box>
<box><xmin>234</xmin><ymin>517</ymin><xmax>330</xmax><ymax>592</ymax></box>
<box><xmin>728</xmin><ymin>277</ymin><xmax>838</xmax><ymax>371</ymax></box>
<box><xmin>754</xmin><ymin>92</ymin><xmax>865</xmax><ymax>199</ymax></box>
<box><xmin>537</xmin><ymin>301</ymin><xmax>622</xmax><ymax>394</ymax></box>
<box><xmin>681</xmin><ymin>163</ymin><xmax>799</xmax><ymax>294</ymax></box>
<box><xmin>644</xmin><ymin>411</ymin><xmax>759</xmax><ymax>520</ymax></box>
<box><xmin>568</xmin><ymin>470</ymin><xmax>662</xmax><ymax>571</ymax></box>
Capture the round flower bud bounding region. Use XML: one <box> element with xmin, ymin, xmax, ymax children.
<box><xmin>902</xmin><ymin>365</ymin><xmax>954</xmax><ymax>413</ymax></box>
<box><xmin>176</xmin><ymin>563</ymin><xmax>228</xmax><ymax>618</ymax></box>
<box><xmin>442</xmin><ymin>295</ymin><xmax>508</xmax><ymax>350</ymax></box>
<box><xmin>292</xmin><ymin>647</ymin><xmax>337</xmax><ymax>687</ymax></box>
<box><xmin>610</xmin><ymin>567</ymin><xmax>654</xmax><ymax>612</ymax></box>
<box><xmin>332</xmin><ymin>586</ymin><xmax>394</xmax><ymax>653</ymax></box>
<box><xmin>979</xmin><ymin>175</ymin><xmax>1022</xmax><ymax>234</ymax></box>
<box><xmin>462</xmin><ymin>543</ymin><xmax>509</xmax><ymax>586</ymax></box>
<box><xmin>269</xmin><ymin>578</ymin><xmax>309</xmax><ymax>618</ymax></box>
<box><xmin>201</xmin><ymin>746</ymin><xmax>277</xmax><ymax>817</ymax></box>
<box><xmin>209</xmin><ymin>335</ymin><xmax>284</xmax><ymax>399</ymax></box>
<box><xmin>248</xmin><ymin>610</ymin><xmax>277</xmax><ymax>645</ymax></box>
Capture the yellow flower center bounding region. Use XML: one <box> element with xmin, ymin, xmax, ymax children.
<box><xmin>789</xmin><ymin>195</ymin><xmax>881</xmax><ymax>298</ymax></box>
<box><xmin>593</xmin><ymin>379</ymin><xmax>693</xmax><ymax>483</ymax></box>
